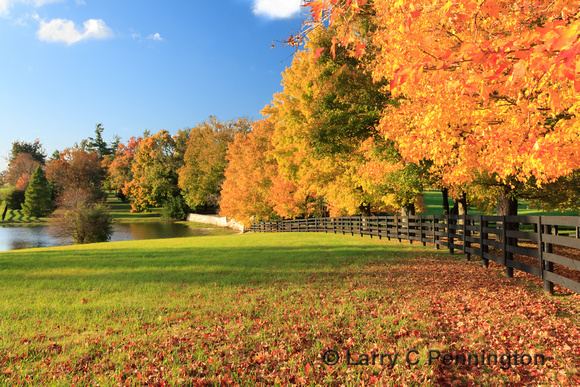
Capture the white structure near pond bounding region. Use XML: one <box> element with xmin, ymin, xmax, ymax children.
<box><xmin>187</xmin><ymin>214</ymin><xmax>245</xmax><ymax>233</ymax></box>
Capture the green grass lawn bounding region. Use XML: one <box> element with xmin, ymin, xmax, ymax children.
<box><xmin>106</xmin><ymin>195</ymin><xmax>164</xmax><ymax>223</ymax></box>
<box><xmin>0</xmin><ymin>208</ymin><xmax>45</xmax><ymax>225</ymax></box>
<box><xmin>422</xmin><ymin>190</ymin><xmax>579</xmax><ymax>216</ymax></box>
<box><xmin>0</xmin><ymin>233</ymin><xmax>577</xmax><ymax>384</ymax></box>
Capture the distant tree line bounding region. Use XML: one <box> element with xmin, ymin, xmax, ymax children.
<box><xmin>107</xmin><ymin>116</ymin><xmax>251</xmax><ymax>217</ymax></box>
<box><xmin>1</xmin><ymin>118</ymin><xmax>251</xmax><ymax>243</ymax></box>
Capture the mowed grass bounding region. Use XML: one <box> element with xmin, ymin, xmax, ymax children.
<box><xmin>0</xmin><ymin>208</ymin><xmax>45</xmax><ymax>225</ymax></box>
<box><xmin>0</xmin><ymin>233</ymin><xmax>578</xmax><ymax>384</ymax></box>
<box><xmin>422</xmin><ymin>190</ymin><xmax>579</xmax><ymax>216</ymax></box>
<box><xmin>106</xmin><ymin>195</ymin><xmax>163</xmax><ymax>223</ymax></box>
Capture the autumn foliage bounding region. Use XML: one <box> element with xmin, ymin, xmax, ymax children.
<box><xmin>219</xmin><ymin>120</ymin><xmax>278</xmax><ymax>225</ymax></box>
<box><xmin>219</xmin><ymin>0</ymin><xmax>579</xmax><ymax>222</ymax></box>
<box><xmin>305</xmin><ymin>0</ymin><xmax>579</xmax><ymax>187</ymax></box>
<box><xmin>178</xmin><ymin>117</ymin><xmax>250</xmax><ymax>211</ymax></box>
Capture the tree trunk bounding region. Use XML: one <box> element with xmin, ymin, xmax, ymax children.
<box><xmin>497</xmin><ymin>186</ymin><xmax>518</xmax><ymax>278</ymax></box>
<box><xmin>1</xmin><ymin>203</ymin><xmax>7</xmax><ymax>222</ymax></box>
<box><xmin>458</xmin><ymin>192</ymin><xmax>468</xmax><ymax>216</ymax></box>
<box><xmin>451</xmin><ymin>201</ymin><xmax>459</xmax><ymax>215</ymax></box>
<box><xmin>359</xmin><ymin>203</ymin><xmax>371</xmax><ymax>217</ymax></box>
<box><xmin>442</xmin><ymin>188</ymin><xmax>450</xmax><ymax>215</ymax></box>
<box><xmin>400</xmin><ymin>203</ymin><xmax>416</xmax><ymax>217</ymax></box>
<box><xmin>497</xmin><ymin>187</ymin><xmax>518</xmax><ymax>216</ymax></box>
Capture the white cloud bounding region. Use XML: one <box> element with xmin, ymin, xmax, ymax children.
<box><xmin>147</xmin><ymin>32</ymin><xmax>163</xmax><ymax>41</ymax></box>
<box><xmin>252</xmin><ymin>0</ymin><xmax>303</xmax><ymax>19</ymax></box>
<box><xmin>37</xmin><ymin>18</ymin><xmax>113</xmax><ymax>45</ymax></box>
<box><xmin>0</xmin><ymin>0</ymin><xmax>61</xmax><ymax>16</ymax></box>
<box><xmin>131</xmin><ymin>31</ymin><xmax>164</xmax><ymax>43</ymax></box>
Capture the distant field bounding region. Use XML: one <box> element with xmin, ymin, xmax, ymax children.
<box><xmin>106</xmin><ymin>195</ymin><xmax>163</xmax><ymax>223</ymax></box>
<box><xmin>422</xmin><ymin>190</ymin><xmax>578</xmax><ymax>216</ymax></box>
<box><xmin>0</xmin><ymin>233</ymin><xmax>577</xmax><ymax>384</ymax></box>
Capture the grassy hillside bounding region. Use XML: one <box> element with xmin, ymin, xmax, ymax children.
<box><xmin>0</xmin><ymin>233</ymin><xmax>577</xmax><ymax>384</ymax></box>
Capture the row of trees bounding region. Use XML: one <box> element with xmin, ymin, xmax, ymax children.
<box><xmin>106</xmin><ymin>117</ymin><xmax>251</xmax><ymax>217</ymax></box>
<box><xmin>1</xmin><ymin>116</ymin><xmax>251</xmax><ymax>241</ymax></box>
<box><xmin>217</xmin><ymin>0</ymin><xmax>579</xmax><ymax>225</ymax></box>
<box><xmin>1</xmin><ymin>115</ymin><xmax>252</xmax><ymax>245</ymax></box>
<box><xmin>4</xmin><ymin>0</ymin><xmax>577</xmax><ymax>233</ymax></box>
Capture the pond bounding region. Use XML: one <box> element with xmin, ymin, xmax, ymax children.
<box><xmin>0</xmin><ymin>222</ymin><xmax>227</xmax><ymax>252</ymax></box>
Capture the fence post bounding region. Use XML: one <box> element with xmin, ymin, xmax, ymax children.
<box><xmin>503</xmin><ymin>216</ymin><xmax>514</xmax><ymax>278</ymax></box>
<box><xmin>543</xmin><ymin>224</ymin><xmax>555</xmax><ymax>294</ymax></box>
<box><xmin>447</xmin><ymin>214</ymin><xmax>454</xmax><ymax>254</ymax></box>
<box><xmin>395</xmin><ymin>215</ymin><xmax>401</xmax><ymax>242</ymax></box>
<box><xmin>419</xmin><ymin>215</ymin><xmax>427</xmax><ymax>246</ymax></box>
<box><xmin>480</xmin><ymin>216</ymin><xmax>489</xmax><ymax>268</ymax></box>
<box><xmin>464</xmin><ymin>214</ymin><xmax>471</xmax><ymax>260</ymax></box>
<box><xmin>537</xmin><ymin>216</ymin><xmax>549</xmax><ymax>294</ymax></box>
<box><xmin>434</xmin><ymin>216</ymin><xmax>439</xmax><ymax>249</ymax></box>
<box><xmin>359</xmin><ymin>215</ymin><xmax>363</xmax><ymax>237</ymax></box>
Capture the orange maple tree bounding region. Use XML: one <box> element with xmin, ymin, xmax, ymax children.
<box><xmin>306</xmin><ymin>0</ymin><xmax>579</xmax><ymax>213</ymax></box>
<box><xmin>219</xmin><ymin>120</ymin><xmax>278</xmax><ymax>225</ymax></box>
<box><xmin>107</xmin><ymin>136</ymin><xmax>141</xmax><ymax>199</ymax></box>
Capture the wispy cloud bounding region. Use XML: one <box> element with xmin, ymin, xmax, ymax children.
<box><xmin>0</xmin><ymin>0</ymin><xmax>62</xmax><ymax>16</ymax></box>
<box><xmin>252</xmin><ymin>0</ymin><xmax>304</xmax><ymax>19</ymax></box>
<box><xmin>37</xmin><ymin>17</ymin><xmax>113</xmax><ymax>45</ymax></box>
<box><xmin>131</xmin><ymin>31</ymin><xmax>164</xmax><ymax>43</ymax></box>
<box><xmin>147</xmin><ymin>32</ymin><xmax>163</xmax><ymax>41</ymax></box>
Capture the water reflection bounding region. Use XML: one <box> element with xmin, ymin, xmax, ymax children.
<box><xmin>0</xmin><ymin>223</ymin><xmax>221</xmax><ymax>251</ymax></box>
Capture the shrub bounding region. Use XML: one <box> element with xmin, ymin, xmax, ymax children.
<box><xmin>51</xmin><ymin>204</ymin><xmax>113</xmax><ymax>244</ymax></box>
<box><xmin>50</xmin><ymin>187</ymin><xmax>112</xmax><ymax>244</ymax></box>
<box><xmin>161</xmin><ymin>195</ymin><xmax>188</xmax><ymax>221</ymax></box>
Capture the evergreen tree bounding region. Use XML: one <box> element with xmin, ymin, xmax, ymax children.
<box><xmin>22</xmin><ymin>166</ymin><xmax>52</xmax><ymax>217</ymax></box>
<box><xmin>110</xmin><ymin>135</ymin><xmax>121</xmax><ymax>154</ymax></box>
<box><xmin>88</xmin><ymin>123</ymin><xmax>112</xmax><ymax>158</ymax></box>
<box><xmin>10</xmin><ymin>140</ymin><xmax>46</xmax><ymax>164</ymax></box>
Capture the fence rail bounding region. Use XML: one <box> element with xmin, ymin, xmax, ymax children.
<box><xmin>250</xmin><ymin>215</ymin><xmax>580</xmax><ymax>294</ymax></box>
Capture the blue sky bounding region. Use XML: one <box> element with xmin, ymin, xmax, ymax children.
<box><xmin>0</xmin><ymin>0</ymin><xmax>306</xmax><ymax>169</ymax></box>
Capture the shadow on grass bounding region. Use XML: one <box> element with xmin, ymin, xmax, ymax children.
<box><xmin>0</xmin><ymin>243</ymin><xmax>449</xmax><ymax>287</ymax></box>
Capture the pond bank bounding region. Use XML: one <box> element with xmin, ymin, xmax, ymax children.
<box><xmin>0</xmin><ymin>222</ymin><xmax>236</xmax><ymax>252</ymax></box>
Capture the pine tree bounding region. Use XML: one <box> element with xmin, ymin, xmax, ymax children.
<box><xmin>22</xmin><ymin>166</ymin><xmax>52</xmax><ymax>217</ymax></box>
<box><xmin>88</xmin><ymin>123</ymin><xmax>112</xmax><ymax>158</ymax></box>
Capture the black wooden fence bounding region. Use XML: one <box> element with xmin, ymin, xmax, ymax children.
<box><xmin>250</xmin><ymin>215</ymin><xmax>580</xmax><ymax>294</ymax></box>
